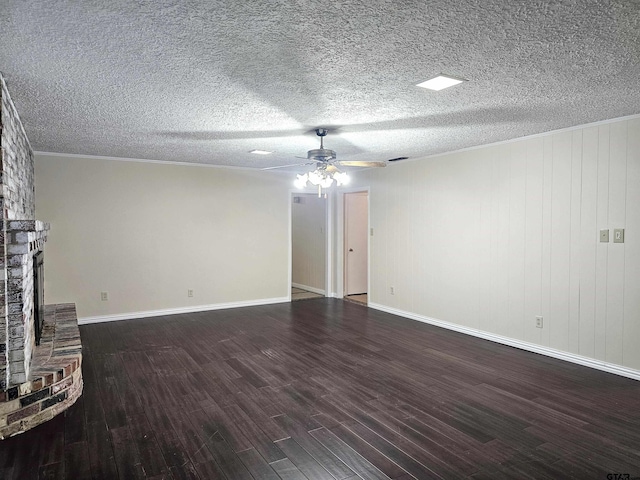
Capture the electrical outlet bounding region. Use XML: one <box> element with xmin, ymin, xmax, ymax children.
<box><xmin>188</xmin><ymin>289</ymin><xmax>194</xmax><ymax>298</ymax></box>
<box><xmin>100</xmin><ymin>291</ymin><xmax>108</xmax><ymax>301</ymax></box>
<box><xmin>535</xmin><ymin>316</ymin><xmax>543</xmax><ymax>328</ymax></box>
<box><xmin>390</xmin><ymin>286</ymin><xmax>395</xmax><ymax>295</ymax></box>
<box><xmin>613</xmin><ymin>228</ymin><xmax>625</xmax><ymax>243</ymax></box>
<box><xmin>599</xmin><ymin>229</ymin><xmax>609</xmax><ymax>242</ymax></box>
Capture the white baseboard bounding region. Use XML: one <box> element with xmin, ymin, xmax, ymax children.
<box><xmin>368</xmin><ymin>302</ymin><xmax>640</xmax><ymax>382</ymax></box>
<box><xmin>78</xmin><ymin>296</ymin><xmax>290</xmax><ymax>325</ymax></box>
<box><xmin>291</xmin><ymin>283</ymin><xmax>326</xmax><ymax>296</ymax></box>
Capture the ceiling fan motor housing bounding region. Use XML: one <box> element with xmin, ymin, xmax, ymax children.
<box><xmin>307</xmin><ymin>148</ymin><xmax>336</xmax><ymax>162</ymax></box>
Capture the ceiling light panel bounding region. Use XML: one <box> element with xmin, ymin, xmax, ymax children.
<box><xmin>416</xmin><ymin>75</ymin><xmax>465</xmax><ymax>91</ymax></box>
<box><xmin>249</xmin><ymin>149</ymin><xmax>272</xmax><ymax>155</ymax></box>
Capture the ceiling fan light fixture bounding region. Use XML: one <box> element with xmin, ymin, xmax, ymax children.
<box><xmin>249</xmin><ymin>149</ymin><xmax>272</xmax><ymax>155</ymax></box>
<box><xmin>291</xmin><ymin>129</ymin><xmax>379</xmax><ymax>196</ymax></box>
<box><xmin>295</xmin><ymin>167</ymin><xmax>349</xmax><ymax>195</ymax></box>
<box><xmin>307</xmin><ymin>169</ymin><xmax>331</xmax><ymax>187</ymax></box>
<box><xmin>294</xmin><ymin>173</ymin><xmax>308</xmax><ymax>189</ymax></box>
<box><xmin>416</xmin><ymin>74</ymin><xmax>465</xmax><ymax>91</ymax></box>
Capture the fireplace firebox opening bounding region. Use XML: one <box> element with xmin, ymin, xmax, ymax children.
<box><xmin>33</xmin><ymin>250</ymin><xmax>45</xmax><ymax>345</ymax></box>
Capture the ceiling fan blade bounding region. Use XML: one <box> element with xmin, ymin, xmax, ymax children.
<box><xmin>336</xmin><ymin>161</ymin><xmax>387</xmax><ymax>168</ymax></box>
<box><xmin>261</xmin><ymin>162</ymin><xmax>312</xmax><ymax>171</ymax></box>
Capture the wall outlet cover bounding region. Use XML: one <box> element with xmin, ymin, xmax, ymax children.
<box><xmin>613</xmin><ymin>228</ymin><xmax>625</xmax><ymax>243</ymax></box>
<box><xmin>599</xmin><ymin>229</ymin><xmax>609</xmax><ymax>242</ymax></box>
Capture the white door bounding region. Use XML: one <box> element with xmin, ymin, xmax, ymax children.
<box><xmin>345</xmin><ymin>192</ymin><xmax>368</xmax><ymax>295</ymax></box>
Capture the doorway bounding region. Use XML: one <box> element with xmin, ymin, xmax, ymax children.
<box><xmin>344</xmin><ymin>191</ymin><xmax>368</xmax><ymax>305</ymax></box>
<box><xmin>291</xmin><ymin>193</ymin><xmax>327</xmax><ymax>301</ymax></box>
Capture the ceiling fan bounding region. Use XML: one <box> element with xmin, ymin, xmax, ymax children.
<box><xmin>305</xmin><ymin>127</ymin><xmax>388</xmax><ymax>168</ymax></box>
<box><xmin>263</xmin><ymin>128</ymin><xmax>388</xmax><ymax>171</ymax></box>
<box><xmin>293</xmin><ymin>128</ymin><xmax>389</xmax><ymax>195</ymax></box>
<box><xmin>263</xmin><ymin>128</ymin><xmax>399</xmax><ymax>196</ymax></box>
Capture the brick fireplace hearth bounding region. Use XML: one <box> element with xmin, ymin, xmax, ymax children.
<box><xmin>1</xmin><ymin>74</ymin><xmax>83</xmax><ymax>438</ymax></box>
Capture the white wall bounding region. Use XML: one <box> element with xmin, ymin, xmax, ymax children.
<box><xmin>35</xmin><ymin>154</ymin><xmax>291</xmax><ymax>320</ymax></box>
<box><xmin>291</xmin><ymin>193</ymin><xmax>326</xmax><ymax>292</ymax></box>
<box><xmin>352</xmin><ymin>116</ymin><xmax>640</xmax><ymax>372</ymax></box>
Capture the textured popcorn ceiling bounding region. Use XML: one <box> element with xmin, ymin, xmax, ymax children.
<box><xmin>1</xmin><ymin>0</ymin><xmax>639</xmax><ymax>170</ymax></box>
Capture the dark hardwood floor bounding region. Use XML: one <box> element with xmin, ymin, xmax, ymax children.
<box><xmin>2</xmin><ymin>298</ymin><xmax>640</xmax><ymax>479</ymax></box>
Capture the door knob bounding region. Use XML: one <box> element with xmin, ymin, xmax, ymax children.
<box><xmin>349</xmin><ymin>248</ymin><xmax>353</xmax><ymax>252</ymax></box>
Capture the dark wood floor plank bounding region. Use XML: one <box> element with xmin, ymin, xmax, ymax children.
<box><xmin>198</xmin><ymin>399</ymin><xmax>254</xmax><ymax>453</ymax></box>
<box><xmin>0</xmin><ymin>432</ymin><xmax>44</xmax><ymax>480</ymax></box>
<box><xmin>391</xmin><ymin>386</ymin><xmax>497</xmax><ymax>444</ymax></box>
<box><xmin>200</xmin><ymin>431</ymin><xmax>254</xmax><ymax>480</ymax></box>
<box><xmin>222</xmin><ymin>402</ymin><xmax>286</xmax><ymax>463</ymax></box>
<box><xmin>109</xmin><ymin>426</ymin><xmax>146</xmax><ymax>479</ymax></box>
<box><xmin>325</xmin><ymin>423</ymin><xmax>408</xmax><ymax>479</ymax></box>
<box><xmin>273</xmin><ymin>413</ymin><xmax>357</xmax><ymax>479</ymax></box>
<box><xmin>169</xmin><ymin>461</ymin><xmax>202</xmax><ymax>480</ymax></box>
<box><xmin>1</xmin><ymin>299</ymin><xmax>639</xmax><ymax>479</ymax></box>
<box><xmin>0</xmin><ymin>439</ymin><xmax>17</xmax><ymax>469</ymax></box>
<box><xmin>37</xmin><ymin>462</ymin><xmax>64</xmax><ymax>480</ymax></box>
<box><xmin>127</xmin><ymin>414</ymin><xmax>173</xmax><ymax>478</ymax></box>
<box><xmin>322</xmin><ymin>393</ymin><xmax>471</xmax><ymax>478</ymax></box>
<box><xmin>237</xmin><ymin>448</ymin><xmax>282</xmax><ymax>480</ymax></box>
<box><xmin>63</xmin><ymin>397</ymin><xmax>87</xmax><ymax>445</ymax></box>
<box><xmin>526</xmin><ymin>424</ymin><xmax>640</xmax><ymax>473</ymax></box>
<box><xmin>185</xmin><ymin>406</ymin><xmax>253</xmax><ymax>479</ymax></box>
<box><xmin>146</xmin><ymin>348</ymin><xmax>181</xmax><ymax>376</ymax></box>
<box><xmin>340</xmin><ymin>421</ymin><xmax>444</xmax><ymax>479</ymax></box>
<box><xmin>155</xmin><ymin>430</ymin><xmax>194</xmax><ymax>469</ymax></box>
<box><xmin>225</xmin><ymin>357</ymin><xmax>269</xmax><ymax>389</ymax></box>
<box><xmin>79</xmin><ymin>355</ymin><xmax>107</xmax><ymax>426</ymax></box>
<box><xmin>85</xmin><ymin>420</ymin><xmax>119</xmax><ymax>480</ymax></box>
<box><xmin>365</xmin><ymin>397</ymin><xmax>480</xmax><ymax>476</ymax></box>
<box><xmin>309</xmin><ymin>427</ymin><xmax>391</xmax><ymax>480</ymax></box>
<box><xmin>62</xmin><ymin>442</ymin><xmax>92</xmax><ymax>480</ymax></box>
<box><xmin>275</xmin><ymin>437</ymin><xmax>336</xmax><ymax>480</ymax></box>
<box><xmin>269</xmin><ymin>458</ymin><xmax>309</xmax><ymax>480</ymax></box>
<box><xmin>165</xmin><ymin>409</ymin><xmax>220</xmax><ymax>466</ymax></box>
<box><xmin>0</xmin><ymin>468</ymin><xmax>15</xmax><ymax>480</ymax></box>
<box><xmin>99</xmin><ymin>376</ymin><xmax>128</xmax><ymax>429</ymax></box>
<box><xmin>192</xmin><ymin>460</ymin><xmax>226</xmax><ymax>479</ymax></box>
<box><xmin>36</xmin><ymin>417</ymin><xmax>66</xmax><ymax>468</ymax></box>
<box><xmin>234</xmin><ymin>392</ymin><xmax>290</xmax><ymax>442</ymax></box>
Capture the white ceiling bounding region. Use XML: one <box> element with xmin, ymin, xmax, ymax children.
<box><xmin>1</xmin><ymin>0</ymin><xmax>639</xmax><ymax>170</ymax></box>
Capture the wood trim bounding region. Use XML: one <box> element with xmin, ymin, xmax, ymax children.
<box><xmin>78</xmin><ymin>297</ymin><xmax>290</xmax><ymax>325</ymax></box>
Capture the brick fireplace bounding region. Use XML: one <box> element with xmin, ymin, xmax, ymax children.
<box><xmin>1</xmin><ymin>74</ymin><xmax>83</xmax><ymax>438</ymax></box>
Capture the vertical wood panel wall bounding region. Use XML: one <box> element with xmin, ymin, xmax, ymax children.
<box><xmin>357</xmin><ymin>116</ymin><xmax>640</xmax><ymax>371</ymax></box>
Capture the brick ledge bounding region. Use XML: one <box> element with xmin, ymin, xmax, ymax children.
<box><xmin>0</xmin><ymin>303</ymin><xmax>83</xmax><ymax>439</ymax></box>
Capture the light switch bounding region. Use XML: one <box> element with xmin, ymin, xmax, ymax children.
<box><xmin>614</xmin><ymin>228</ymin><xmax>625</xmax><ymax>243</ymax></box>
<box><xmin>599</xmin><ymin>229</ymin><xmax>609</xmax><ymax>242</ymax></box>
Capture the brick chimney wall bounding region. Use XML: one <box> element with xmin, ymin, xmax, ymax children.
<box><xmin>0</xmin><ymin>74</ymin><xmax>39</xmax><ymax>389</ymax></box>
